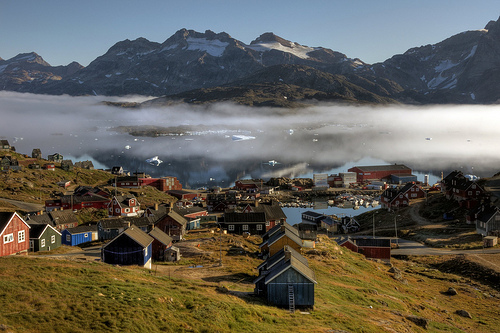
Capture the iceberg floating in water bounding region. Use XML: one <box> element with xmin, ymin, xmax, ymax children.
<box><xmin>146</xmin><ymin>156</ymin><xmax>163</xmax><ymax>166</ymax></box>
<box><xmin>232</xmin><ymin>135</ymin><xmax>256</xmax><ymax>141</ymax></box>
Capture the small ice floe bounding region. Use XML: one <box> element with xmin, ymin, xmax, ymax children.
<box><xmin>146</xmin><ymin>156</ymin><xmax>163</xmax><ymax>166</ymax></box>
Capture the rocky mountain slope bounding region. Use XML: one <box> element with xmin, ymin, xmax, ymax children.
<box><xmin>2</xmin><ymin>16</ymin><xmax>500</xmax><ymax>104</ymax></box>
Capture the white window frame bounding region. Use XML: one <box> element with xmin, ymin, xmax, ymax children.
<box><xmin>41</xmin><ymin>239</ymin><xmax>45</xmax><ymax>247</ymax></box>
<box><xmin>242</xmin><ymin>225</ymin><xmax>249</xmax><ymax>231</ymax></box>
<box><xmin>3</xmin><ymin>233</ymin><xmax>13</xmax><ymax>244</ymax></box>
<box><xmin>18</xmin><ymin>230</ymin><xmax>25</xmax><ymax>243</ymax></box>
<box><xmin>66</xmin><ymin>234</ymin><xmax>71</xmax><ymax>242</ymax></box>
<box><xmin>51</xmin><ymin>235</ymin><xmax>56</xmax><ymax>244</ymax></box>
<box><xmin>256</xmin><ymin>224</ymin><xmax>263</xmax><ymax>231</ymax></box>
<box><xmin>265</xmin><ymin>221</ymin><xmax>270</xmax><ymax>226</ymax></box>
<box><xmin>228</xmin><ymin>225</ymin><xmax>235</xmax><ymax>231</ymax></box>
<box><xmin>84</xmin><ymin>233</ymin><xmax>88</xmax><ymax>238</ymax></box>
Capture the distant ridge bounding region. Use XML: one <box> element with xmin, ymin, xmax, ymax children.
<box><xmin>2</xmin><ymin>16</ymin><xmax>500</xmax><ymax>105</ymax></box>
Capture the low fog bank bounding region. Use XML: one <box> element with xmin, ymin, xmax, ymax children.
<box><xmin>1</xmin><ymin>91</ymin><xmax>499</xmax><ymax>186</ymax></box>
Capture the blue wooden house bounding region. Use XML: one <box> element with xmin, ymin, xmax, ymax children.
<box><xmin>62</xmin><ymin>225</ymin><xmax>95</xmax><ymax>246</ymax></box>
<box><xmin>101</xmin><ymin>225</ymin><xmax>153</xmax><ymax>269</ymax></box>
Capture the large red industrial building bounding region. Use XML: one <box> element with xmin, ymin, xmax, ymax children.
<box><xmin>348</xmin><ymin>164</ymin><xmax>412</xmax><ymax>183</ymax></box>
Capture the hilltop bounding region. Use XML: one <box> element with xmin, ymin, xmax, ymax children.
<box><xmin>0</xmin><ymin>233</ymin><xmax>499</xmax><ymax>332</ymax></box>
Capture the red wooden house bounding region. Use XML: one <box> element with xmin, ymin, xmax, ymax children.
<box><xmin>380</xmin><ymin>182</ymin><xmax>425</xmax><ymax>210</ymax></box>
<box><xmin>45</xmin><ymin>194</ymin><xmax>110</xmax><ymax>212</ymax></box>
<box><xmin>148</xmin><ymin>227</ymin><xmax>174</xmax><ymax>261</ymax></box>
<box><xmin>441</xmin><ymin>171</ymin><xmax>485</xmax><ymax>208</ymax></box>
<box><xmin>338</xmin><ymin>237</ymin><xmax>391</xmax><ymax>262</ymax></box>
<box><xmin>108</xmin><ymin>195</ymin><xmax>141</xmax><ymax>217</ymax></box>
<box><xmin>154</xmin><ymin>211</ymin><xmax>187</xmax><ymax>241</ymax></box>
<box><xmin>0</xmin><ymin>212</ymin><xmax>31</xmax><ymax>257</ymax></box>
<box><xmin>348</xmin><ymin>164</ymin><xmax>412</xmax><ymax>183</ymax></box>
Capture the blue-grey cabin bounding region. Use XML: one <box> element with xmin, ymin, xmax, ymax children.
<box><xmin>101</xmin><ymin>225</ymin><xmax>153</xmax><ymax>269</ymax></box>
<box><xmin>254</xmin><ymin>245</ymin><xmax>316</xmax><ymax>310</ymax></box>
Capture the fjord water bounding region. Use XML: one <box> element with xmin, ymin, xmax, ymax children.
<box><xmin>1</xmin><ymin>92</ymin><xmax>499</xmax><ymax>188</ymax></box>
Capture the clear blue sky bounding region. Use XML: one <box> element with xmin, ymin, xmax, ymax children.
<box><xmin>1</xmin><ymin>0</ymin><xmax>499</xmax><ymax>66</ymax></box>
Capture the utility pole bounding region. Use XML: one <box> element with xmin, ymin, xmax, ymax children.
<box><xmin>394</xmin><ymin>215</ymin><xmax>399</xmax><ymax>246</ymax></box>
<box><xmin>372</xmin><ymin>213</ymin><xmax>375</xmax><ymax>238</ymax></box>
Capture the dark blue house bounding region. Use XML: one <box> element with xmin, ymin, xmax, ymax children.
<box><xmin>101</xmin><ymin>225</ymin><xmax>153</xmax><ymax>269</ymax></box>
<box><xmin>61</xmin><ymin>225</ymin><xmax>96</xmax><ymax>246</ymax></box>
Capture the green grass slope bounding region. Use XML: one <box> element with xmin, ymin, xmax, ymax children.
<box><xmin>0</xmin><ymin>235</ymin><xmax>499</xmax><ymax>332</ymax></box>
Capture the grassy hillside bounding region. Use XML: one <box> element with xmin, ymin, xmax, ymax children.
<box><xmin>0</xmin><ymin>234</ymin><xmax>498</xmax><ymax>332</ymax></box>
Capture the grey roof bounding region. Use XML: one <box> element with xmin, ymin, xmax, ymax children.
<box><xmin>353</xmin><ymin>238</ymin><xmax>391</xmax><ymax>248</ymax></box>
<box><xmin>65</xmin><ymin>224</ymin><xmax>97</xmax><ymax>234</ymax></box>
<box><xmin>166</xmin><ymin>211</ymin><xmax>187</xmax><ymax>226</ymax></box>
<box><xmin>224</xmin><ymin>212</ymin><xmax>266</xmax><ymax>223</ymax></box>
<box><xmin>267</xmin><ymin>228</ymin><xmax>303</xmax><ymax>248</ymax></box>
<box><xmin>264</xmin><ymin>256</ymin><xmax>316</xmax><ymax>285</ymax></box>
<box><xmin>121</xmin><ymin>216</ymin><xmax>156</xmax><ymax>228</ymax></box>
<box><xmin>103</xmin><ymin>225</ymin><xmax>153</xmax><ymax>249</ymax></box>
<box><xmin>173</xmin><ymin>206</ymin><xmax>207</xmax><ymax>216</ymax></box>
<box><xmin>257</xmin><ymin>245</ymin><xmax>308</xmax><ymax>272</ymax></box>
<box><xmin>148</xmin><ymin>228</ymin><xmax>173</xmax><ymax>246</ymax></box>
<box><xmin>27</xmin><ymin>213</ymin><xmax>53</xmax><ymax>225</ymax></box>
<box><xmin>352</xmin><ymin>164</ymin><xmax>411</xmax><ymax>172</ymax></box>
<box><xmin>99</xmin><ymin>218</ymin><xmax>129</xmax><ymax>229</ymax></box>
<box><xmin>49</xmin><ymin>210</ymin><xmax>78</xmax><ymax>226</ymax></box>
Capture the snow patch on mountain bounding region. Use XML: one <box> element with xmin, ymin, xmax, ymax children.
<box><xmin>246</xmin><ymin>41</ymin><xmax>317</xmax><ymax>59</ymax></box>
<box><xmin>186</xmin><ymin>37</ymin><xmax>228</xmax><ymax>57</ymax></box>
<box><xmin>464</xmin><ymin>45</ymin><xmax>477</xmax><ymax>60</ymax></box>
<box><xmin>160</xmin><ymin>44</ymin><xmax>179</xmax><ymax>52</ymax></box>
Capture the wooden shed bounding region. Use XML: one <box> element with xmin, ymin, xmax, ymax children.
<box><xmin>101</xmin><ymin>225</ymin><xmax>153</xmax><ymax>269</ymax></box>
<box><xmin>61</xmin><ymin>225</ymin><xmax>95</xmax><ymax>246</ymax></box>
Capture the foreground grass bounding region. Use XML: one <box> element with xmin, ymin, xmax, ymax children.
<box><xmin>1</xmin><ymin>235</ymin><xmax>500</xmax><ymax>332</ymax></box>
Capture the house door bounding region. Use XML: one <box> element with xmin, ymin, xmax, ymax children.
<box><xmin>29</xmin><ymin>240</ymin><xmax>34</xmax><ymax>251</ymax></box>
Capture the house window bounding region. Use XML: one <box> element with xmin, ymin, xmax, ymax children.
<box><xmin>411</xmin><ymin>193</ymin><xmax>417</xmax><ymax>198</ymax></box>
<box><xmin>242</xmin><ymin>225</ymin><xmax>249</xmax><ymax>231</ymax></box>
<box><xmin>228</xmin><ymin>225</ymin><xmax>235</xmax><ymax>231</ymax></box>
<box><xmin>396</xmin><ymin>201</ymin><xmax>399</xmax><ymax>205</ymax></box>
<box><xmin>3</xmin><ymin>233</ymin><xmax>13</xmax><ymax>244</ymax></box>
<box><xmin>476</xmin><ymin>191</ymin><xmax>480</xmax><ymax>195</ymax></box>
<box><xmin>51</xmin><ymin>235</ymin><xmax>56</xmax><ymax>244</ymax></box>
<box><xmin>125</xmin><ymin>208</ymin><xmax>130</xmax><ymax>213</ymax></box>
<box><xmin>115</xmin><ymin>208</ymin><xmax>120</xmax><ymax>213</ymax></box>
<box><xmin>265</xmin><ymin>221</ymin><xmax>270</xmax><ymax>226</ymax></box>
<box><xmin>411</xmin><ymin>188</ymin><xmax>414</xmax><ymax>192</ymax></box>
<box><xmin>468</xmin><ymin>191</ymin><xmax>472</xmax><ymax>195</ymax></box>
<box><xmin>41</xmin><ymin>239</ymin><xmax>45</xmax><ymax>247</ymax></box>
<box><xmin>84</xmin><ymin>233</ymin><xmax>88</xmax><ymax>238</ymax></box>
<box><xmin>66</xmin><ymin>235</ymin><xmax>71</xmax><ymax>242</ymax></box>
<box><xmin>472</xmin><ymin>185</ymin><xmax>476</xmax><ymax>189</ymax></box>
<box><xmin>18</xmin><ymin>230</ymin><xmax>25</xmax><ymax>243</ymax></box>
<box><xmin>256</xmin><ymin>224</ymin><xmax>263</xmax><ymax>231</ymax></box>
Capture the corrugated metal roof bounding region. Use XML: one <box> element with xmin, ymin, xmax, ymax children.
<box><xmin>264</xmin><ymin>256</ymin><xmax>317</xmax><ymax>285</ymax></box>
<box><xmin>352</xmin><ymin>164</ymin><xmax>411</xmax><ymax>172</ymax></box>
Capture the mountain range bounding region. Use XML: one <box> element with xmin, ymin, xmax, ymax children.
<box><xmin>2</xmin><ymin>16</ymin><xmax>500</xmax><ymax>106</ymax></box>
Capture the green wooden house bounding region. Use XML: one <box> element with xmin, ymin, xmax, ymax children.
<box><xmin>29</xmin><ymin>224</ymin><xmax>62</xmax><ymax>252</ymax></box>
